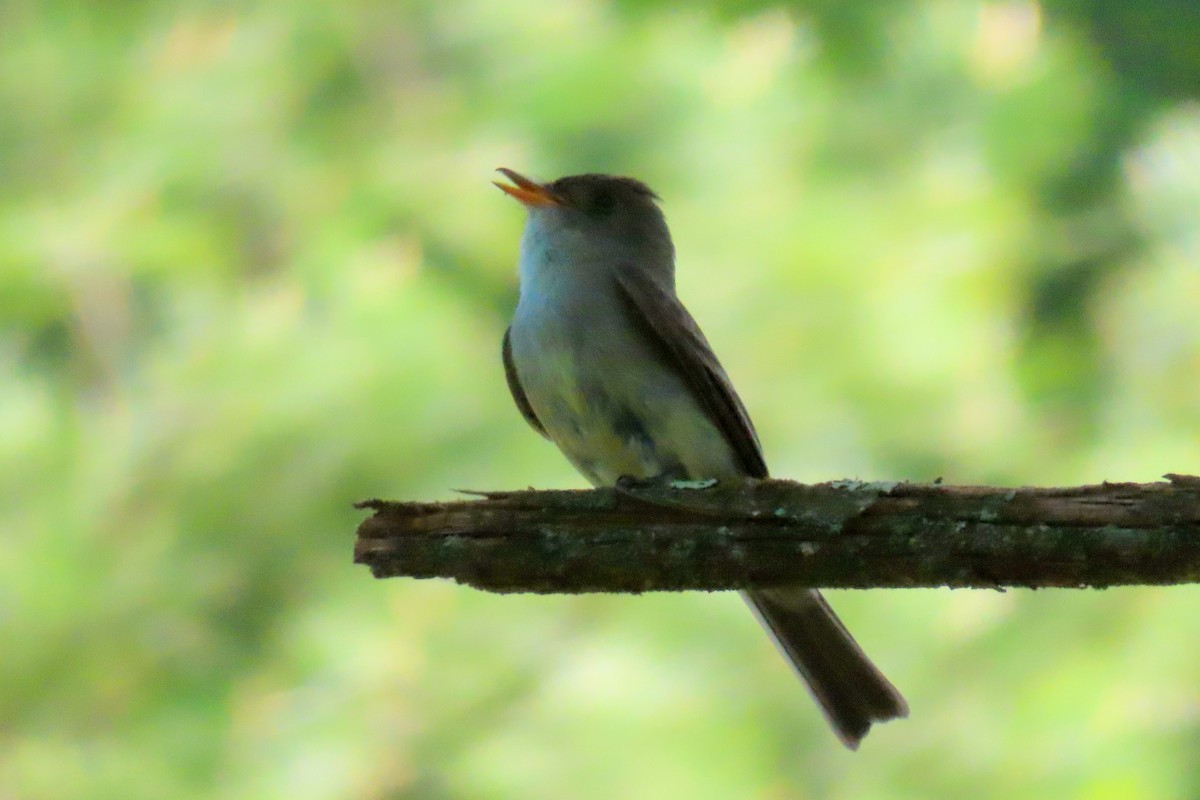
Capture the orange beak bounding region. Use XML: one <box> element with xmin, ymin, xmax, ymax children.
<box><xmin>494</xmin><ymin>168</ymin><xmax>560</xmax><ymax>207</ymax></box>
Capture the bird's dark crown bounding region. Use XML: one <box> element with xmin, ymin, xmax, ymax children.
<box><xmin>545</xmin><ymin>174</ymin><xmax>661</xmax><ymax>218</ymax></box>
<box><xmin>548</xmin><ymin>173</ymin><xmax>659</xmax><ymax>199</ymax></box>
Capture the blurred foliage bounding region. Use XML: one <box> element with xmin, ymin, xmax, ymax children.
<box><xmin>1</xmin><ymin>0</ymin><xmax>1199</xmax><ymax>798</ymax></box>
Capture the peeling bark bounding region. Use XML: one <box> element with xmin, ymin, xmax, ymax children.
<box><xmin>353</xmin><ymin>476</ymin><xmax>1200</xmax><ymax>594</ymax></box>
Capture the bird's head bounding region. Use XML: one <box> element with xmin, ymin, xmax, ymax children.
<box><xmin>495</xmin><ymin>169</ymin><xmax>675</xmax><ymax>278</ymax></box>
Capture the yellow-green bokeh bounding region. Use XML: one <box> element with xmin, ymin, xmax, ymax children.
<box><xmin>2</xmin><ymin>1</ymin><xmax>1198</xmax><ymax>798</ymax></box>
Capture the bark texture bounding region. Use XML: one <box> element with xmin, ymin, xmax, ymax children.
<box><xmin>353</xmin><ymin>475</ymin><xmax>1200</xmax><ymax>594</ymax></box>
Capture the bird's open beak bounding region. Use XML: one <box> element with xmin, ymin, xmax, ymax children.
<box><xmin>494</xmin><ymin>168</ymin><xmax>560</xmax><ymax>207</ymax></box>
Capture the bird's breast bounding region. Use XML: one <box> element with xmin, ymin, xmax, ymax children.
<box><xmin>508</xmin><ymin>300</ymin><xmax>739</xmax><ymax>487</ymax></box>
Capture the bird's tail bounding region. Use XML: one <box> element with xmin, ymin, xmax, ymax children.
<box><xmin>743</xmin><ymin>588</ymin><xmax>907</xmax><ymax>749</ymax></box>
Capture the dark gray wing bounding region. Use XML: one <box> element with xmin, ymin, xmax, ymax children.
<box><xmin>502</xmin><ymin>326</ymin><xmax>549</xmax><ymax>439</ymax></box>
<box><xmin>618</xmin><ymin>270</ymin><xmax>910</xmax><ymax>747</ymax></box>
<box><xmin>614</xmin><ymin>268</ymin><xmax>768</xmax><ymax>478</ymax></box>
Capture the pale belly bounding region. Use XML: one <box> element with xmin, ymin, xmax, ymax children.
<box><xmin>508</xmin><ymin>318</ymin><xmax>741</xmax><ymax>488</ymax></box>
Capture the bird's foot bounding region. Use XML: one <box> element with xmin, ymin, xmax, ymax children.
<box><xmin>615</xmin><ymin>474</ymin><xmax>672</xmax><ymax>491</ymax></box>
<box><xmin>613</xmin><ymin>474</ymin><xmax>723</xmax><ymax>514</ymax></box>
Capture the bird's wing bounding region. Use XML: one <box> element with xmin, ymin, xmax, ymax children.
<box><xmin>614</xmin><ymin>268</ymin><xmax>768</xmax><ymax>478</ymax></box>
<box><xmin>502</xmin><ymin>325</ymin><xmax>549</xmax><ymax>439</ymax></box>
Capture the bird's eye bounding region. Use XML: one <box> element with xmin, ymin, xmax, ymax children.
<box><xmin>589</xmin><ymin>189</ymin><xmax>616</xmax><ymax>216</ymax></box>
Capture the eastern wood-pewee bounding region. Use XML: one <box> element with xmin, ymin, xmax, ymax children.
<box><xmin>495</xmin><ymin>168</ymin><xmax>907</xmax><ymax>748</ymax></box>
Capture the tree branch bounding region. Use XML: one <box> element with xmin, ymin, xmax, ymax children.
<box><xmin>353</xmin><ymin>475</ymin><xmax>1200</xmax><ymax>593</ymax></box>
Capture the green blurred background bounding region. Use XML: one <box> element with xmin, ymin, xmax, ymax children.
<box><xmin>2</xmin><ymin>0</ymin><xmax>1198</xmax><ymax>797</ymax></box>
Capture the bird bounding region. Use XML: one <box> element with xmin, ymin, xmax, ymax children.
<box><xmin>494</xmin><ymin>168</ymin><xmax>907</xmax><ymax>748</ymax></box>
